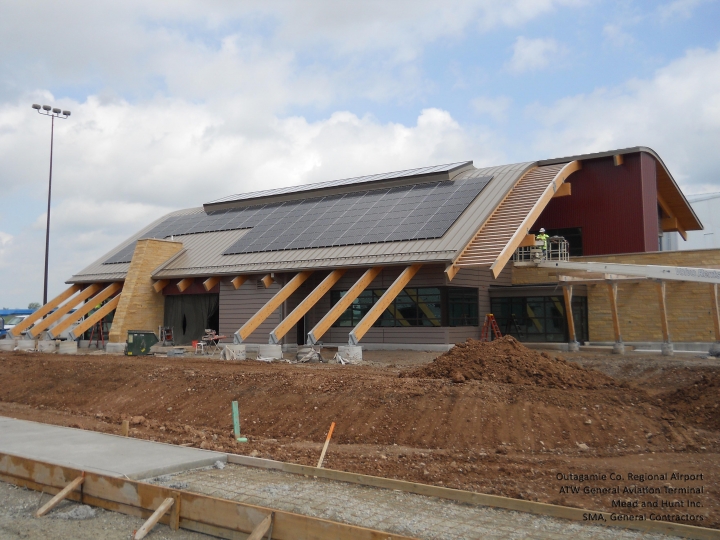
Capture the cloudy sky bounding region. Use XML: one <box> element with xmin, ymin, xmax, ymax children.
<box><xmin>1</xmin><ymin>0</ymin><xmax>719</xmax><ymax>307</ymax></box>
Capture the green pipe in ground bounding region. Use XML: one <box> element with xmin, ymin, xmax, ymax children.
<box><xmin>232</xmin><ymin>401</ymin><xmax>247</xmax><ymax>443</ymax></box>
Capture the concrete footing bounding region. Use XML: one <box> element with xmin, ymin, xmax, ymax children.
<box><xmin>37</xmin><ymin>340</ymin><xmax>57</xmax><ymax>353</ymax></box>
<box><xmin>661</xmin><ymin>342</ymin><xmax>674</xmax><ymax>356</ymax></box>
<box><xmin>710</xmin><ymin>343</ymin><xmax>720</xmax><ymax>358</ymax></box>
<box><xmin>338</xmin><ymin>345</ymin><xmax>362</xmax><ymax>361</ymax></box>
<box><xmin>106</xmin><ymin>342</ymin><xmax>126</xmax><ymax>355</ymax></box>
<box><xmin>58</xmin><ymin>341</ymin><xmax>78</xmax><ymax>355</ymax></box>
<box><xmin>257</xmin><ymin>344</ymin><xmax>282</xmax><ymax>360</ymax></box>
<box><xmin>222</xmin><ymin>344</ymin><xmax>246</xmax><ymax>360</ymax></box>
<box><xmin>567</xmin><ymin>341</ymin><xmax>580</xmax><ymax>352</ymax></box>
<box><xmin>16</xmin><ymin>339</ymin><xmax>35</xmax><ymax>351</ymax></box>
<box><xmin>0</xmin><ymin>339</ymin><xmax>16</xmax><ymax>351</ymax></box>
<box><xmin>612</xmin><ymin>342</ymin><xmax>625</xmax><ymax>355</ymax></box>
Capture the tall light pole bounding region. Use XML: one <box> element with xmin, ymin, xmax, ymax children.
<box><xmin>32</xmin><ymin>104</ymin><xmax>71</xmax><ymax>306</ymax></box>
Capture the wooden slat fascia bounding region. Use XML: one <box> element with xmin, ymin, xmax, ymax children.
<box><xmin>489</xmin><ymin>161</ymin><xmax>581</xmax><ymax>278</ymax></box>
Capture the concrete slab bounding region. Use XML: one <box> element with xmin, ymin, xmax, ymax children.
<box><xmin>0</xmin><ymin>417</ymin><xmax>226</xmax><ymax>479</ymax></box>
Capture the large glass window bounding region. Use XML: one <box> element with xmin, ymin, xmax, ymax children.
<box><xmin>490</xmin><ymin>295</ymin><xmax>588</xmax><ymax>342</ymax></box>
<box><xmin>330</xmin><ymin>286</ymin><xmax>476</xmax><ymax>327</ymax></box>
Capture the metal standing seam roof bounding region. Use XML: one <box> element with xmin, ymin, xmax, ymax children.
<box><xmin>67</xmin><ymin>162</ymin><xmax>533</xmax><ymax>283</ymax></box>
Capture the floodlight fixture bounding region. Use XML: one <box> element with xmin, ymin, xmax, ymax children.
<box><xmin>42</xmin><ymin>105</ymin><xmax>51</xmax><ymax>111</ymax></box>
<box><xmin>32</xmin><ymin>104</ymin><xmax>41</xmax><ymax>110</ymax></box>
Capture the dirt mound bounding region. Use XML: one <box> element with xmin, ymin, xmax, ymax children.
<box><xmin>404</xmin><ymin>336</ymin><xmax>615</xmax><ymax>389</ymax></box>
<box><xmin>659</xmin><ymin>374</ymin><xmax>720</xmax><ymax>431</ymax></box>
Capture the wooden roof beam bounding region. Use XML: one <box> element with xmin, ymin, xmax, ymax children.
<box><xmin>47</xmin><ymin>283</ymin><xmax>123</xmax><ymax>339</ymax></box>
<box><xmin>234</xmin><ymin>271</ymin><xmax>313</xmax><ymax>344</ymax></box>
<box><xmin>307</xmin><ymin>267</ymin><xmax>383</xmax><ymax>345</ymax></box>
<box><xmin>9</xmin><ymin>285</ymin><xmax>81</xmax><ymax>337</ymax></box>
<box><xmin>270</xmin><ymin>269</ymin><xmax>347</xmax><ymax>345</ymax></box>
<box><xmin>658</xmin><ymin>193</ymin><xmax>687</xmax><ymax>240</ymax></box>
<box><xmin>27</xmin><ymin>284</ymin><xmax>102</xmax><ymax>338</ymax></box>
<box><xmin>349</xmin><ymin>264</ymin><xmax>422</xmax><ymax>345</ymax></box>
<box><xmin>202</xmin><ymin>276</ymin><xmax>220</xmax><ymax>291</ymax></box>
<box><xmin>231</xmin><ymin>275</ymin><xmax>248</xmax><ymax>290</ymax></box>
<box><xmin>152</xmin><ymin>280</ymin><xmax>169</xmax><ymax>293</ymax></box>
<box><xmin>68</xmin><ymin>295</ymin><xmax>122</xmax><ymax>340</ymax></box>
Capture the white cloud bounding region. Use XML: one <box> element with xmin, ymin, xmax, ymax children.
<box><xmin>602</xmin><ymin>23</ymin><xmax>635</xmax><ymax>47</ymax></box>
<box><xmin>471</xmin><ymin>96</ymin><xmax>513</xmax><ymax>122</ymax></box>
<box><xmin>657</xmin><ymin>0</ymin><xmax>710</xmax><ymax>21</ymax></box>
<box><xmin>506</xmin><ymin>36</ymin><xmax>563</xmax><ymax>74</ymax></box>
<box><xmin>529</xmin><ymin>44</ymin><xmax>720</xmax><ymax>194</ymax></box>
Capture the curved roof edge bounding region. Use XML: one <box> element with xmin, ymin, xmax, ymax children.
<box><xmin>540</xmin><ymin>146</ymin><xmax>702</xmax><ymax>232</ymax></box>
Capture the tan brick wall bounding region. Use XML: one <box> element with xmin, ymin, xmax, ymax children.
<box><xmin>511</xmin><ymin>249</ymin><xmax>720</xmax><ymax>343</ymax></box>
<box><xmin>109</xmin><ymin>239</ymin><xmax>183</xmax><ymax>343</ymax></box>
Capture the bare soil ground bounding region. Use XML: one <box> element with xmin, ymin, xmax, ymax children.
<box><xmin>1</xmin><ymin>341</ymin><xmax>719</xmax><ymax>530</ymax></box>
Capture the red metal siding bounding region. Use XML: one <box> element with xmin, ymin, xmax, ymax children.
<box><xmin>532</xmin><ymin>152</ymin><xmax>659</xmax><ymax>256</ymax></box>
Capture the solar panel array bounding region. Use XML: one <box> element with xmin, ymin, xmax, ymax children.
<box><xmin>103</xmin><ymin>176</ymin><xmax>490</xmax><ymax>264</ymax></box>
<box><xmin>205</xmin><ymin>161</ymin><xmax>472</xmax><ymax>205</ymax></box>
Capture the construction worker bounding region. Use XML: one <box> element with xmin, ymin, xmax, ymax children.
<box><xmin>536</xmin><ymin>228</ymin><xmax>549</xmax><ymax>259</ymax></box>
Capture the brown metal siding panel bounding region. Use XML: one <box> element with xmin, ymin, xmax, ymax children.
<box><xmin>218</xmin><ymin>279</ymin><xmax>282</xmax><ymax>343</ymax></box>
<box><xmin>533</xmin><ymin>153</ymin><xmax>653</xmax><ymax>256</ymax></box>
<box><xmin>640</xmin><ymin>152</ymin><xmax>660</xmax><ymax>251</ymax></box>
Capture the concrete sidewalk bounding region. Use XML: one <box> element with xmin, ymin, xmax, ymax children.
<box><xmin>0</xmin><ymin>417</ymin><xmax>225</xmax><ymax>479</ymax></box>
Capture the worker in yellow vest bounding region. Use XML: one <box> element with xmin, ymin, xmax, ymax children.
<box><xmin>536</xmin><ymin>228</ymin><xmax>549</xmax><ymax>259</ymax></box>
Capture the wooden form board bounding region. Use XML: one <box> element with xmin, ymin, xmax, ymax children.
<box><xmin>9</xmin><ymin>285</ymin><xmax>80</xmax><ymax>337</ymax></box>
<box><xmin>270</xmin><ymin>269</ymin><xmax>347</xmax><ymax>344</ymax></box>
<box><xmin>225</xmin><ymin>454</ymin><xmax>720</xmax><ymax>540</ymax></box>
<box><xmin>235</xmin><ymin>271</ymin><xmax>313</xmax><ymax>343</ymax></box>
<box><xmin>0</xmin><ymin>453</ymin><xmax>414</xmax><ymax>540</ymax></box>
<box><xmin>47</xmin><ymin>283</ymin><xmax>122</xmax><ymax>339</ymax></box>
<box><xmin>349</xmin><ymin>264</ymin><xmax>422</xmax><ymax>345</ymax></box>
<box><xmin>69</xmin><ymin>295</ymin><xmax>122</xmax><ymax>340</ymax></box>
<box><xmin>307</xmin><ymin>266</ymin><xmax>383</xmax><ymax>345</ymax></box>
<box><xmin>28</xmin><ymin>284</ymin><xmax>102</xmax><ymax>338</ymax></box>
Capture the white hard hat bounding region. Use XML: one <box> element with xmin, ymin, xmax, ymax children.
<box><xmin>539</xmin><ymin>228</ymin><xmax>546</xmax><ymax>233</ymax></box>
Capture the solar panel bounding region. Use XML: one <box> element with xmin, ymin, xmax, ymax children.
<box><xmin>205</xmin><ymin>161</ymin><xmax>473</xmax><ymax>206</ymax></box>
<box><xmin>102</xmin><ymin>176</ymin><xmax>491</xmax><ymax>264</ymax></box>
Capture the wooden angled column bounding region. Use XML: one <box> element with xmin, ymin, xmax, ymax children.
<box><xmin>69</xmin><ymin>295</ymin><xmax>122</xmax><ymax>340</ymax></box>
<box><xmin>349</xmin><ymin>264</ymin><xmax>422</xmax><ymax>346</ymax></box>
<box><xmin>562</xmin><ymin>283</ymin><xmax>579</xmax><ymax>352</ymax></box>
<box><xmin>307</xmin><ymin>267</ymin><xmax>383</xmax><ymax>345</ymax></box>
<box><xmin>606</xmin><ymin>280</ymin><xmax>624</xmax><ymax>354</ymax></box>
<box><xmin>655</xmin><ymin>280</ymin><xmax>673</xmax><ymax>356</ymax></box>
<box><xmin>9</xmin><ymin>285</ymin><xmax>80</xmax><ymax>337</ymax></box>
<box><xmin>28</xmin><ymin>284</ymin><xmax>102</xmax><ymax>339</ymax></box>
<box><xmin>234</xmin><ymin>271</ymin><xmax>313</xmax><ymax>344</ymax></box>
<box><xmin>711</xmin><ymin>284</ymin><xmax>720</xmax><ymax>357</ymax></box>
<box><xmin>269</xmin><ymin>269</ymin><xmax>347</xmax><ymax>345</ymax></box>
<box><xmin>47</xmin><ymin>283</ymin><xmax>122</xmax><ymax>339</ymax></box>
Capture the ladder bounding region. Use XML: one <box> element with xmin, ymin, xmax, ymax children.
<box><xmin>480</xmin><ymin>314</ymin><xmax>502</xmax><ymax>342</ymax></box>
<box><xmin>88</xmin><ymin>318</ymin><xmax>105</xmax><ymax>348</ymax></box>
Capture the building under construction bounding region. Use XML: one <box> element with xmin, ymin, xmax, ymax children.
<box><xmin>8</xmin><ymin>146</ymin><xmax>720</xmax><ymax>354</ymax></box>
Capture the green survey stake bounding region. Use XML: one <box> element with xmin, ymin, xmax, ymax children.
<box><xmin>232</xmin><ymin>400</ymin><xmax>247</xmax><ymax>442</ymax></box>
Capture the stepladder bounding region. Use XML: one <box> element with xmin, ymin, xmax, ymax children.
<box><xmin>480</xmin><ymin>314</ymin><xmax>502</xmax><ymax>342</ymax></box>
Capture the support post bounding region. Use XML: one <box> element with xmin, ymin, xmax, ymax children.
<box><xmin>234</xmin><ymin>271</ymin><xmax>313</xmax><ymax>343</ymax></box>
<box><xmin>9</xmin><ymin>285</ymin><xmax>80</xmax><ymax>337</ymax></box>
<box><xmin>711</xmin><ymin>284</ymin><xmax>720</xmax><ymax>357</ymax></box>
<box><xmin>133</xmin><ymin>497</ymin><xmax>175</xmax><ymax>540</ymax></box>
<box><xmin>606</xmin><ymin>281</ymin><xmax>624</xmax><ymax>354</ymax></box>
<box><xmin>562</xmin><ymin>284</ymin><xmax>579</xmax><ymax>352</ymax></box>
<box><xmin>270</xmin><ymin>269</ymin><xmax>346</xmax><ymax>344</ymax></box>
<box><xmin>68</xmin><ymin>295</ymin><xmax>122</xmax><ymax>340</ymax></box>
<box><xmin>655</xmin><ymin>280</ymin><xmax>673</xmax><ymax>356</ymax></box>
<box><xmin>348</xmin><ymin>264</ymin><xmax>422</xmax><ymax>345</ymax></box>
<box><xmin>35</xmin><ymin>474</ymin><xmax>85</xmax><ymax>517</ymax></box>
<box><xmin>28</xmin><ymin>284</ymin><xmax>102</xmax><ymax>338</ymax></box>
<box><xmin>247</xmin><ymin>513</ymin><xmax>274</xmax><ymax>540</ymax></box>
<box><xmin>307</xmin><ymin>267</ymin><xmax>383</xmax><ymax>345</ymax></box>
<box><xmin>47</xmin><ymin>283</ymin><xmax>122</xmax><ymax>339</ymax></box>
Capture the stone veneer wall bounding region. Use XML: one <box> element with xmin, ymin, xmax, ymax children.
<box><xmin>511</xmin><ymin>249</ymin><xmax>720</xmax><ymax>343</ymax></box>
<box><xmin>108</xmin><ymin>238</ymin><xmax>183</xmax><ymax>343</ymax></box>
